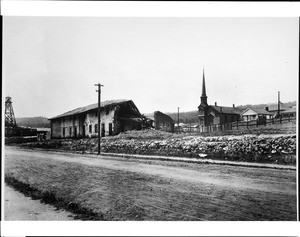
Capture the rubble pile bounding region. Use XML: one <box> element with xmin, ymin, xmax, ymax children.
<box><xmin>17</xmin><ymin>131</ymin><xmax>296</xmax><ymax>165</ymax></box>
<box><xmin>20</xmin><ymin>139</ymin><xmax>64</xmax><ymax>149</ymax></box>
<box><xmin>107</xmin><ymin>129</ymin><xmax>177</xmax><ymax>140</ymax></box>
<box><xmin>101</xmin><ymin>134</ymin><xmax>296</xmax><ymax>164</ymax></box>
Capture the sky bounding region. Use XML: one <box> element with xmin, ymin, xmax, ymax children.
<box><xmin>3</xmin><ymin>17</ymin><xmax>298</xmax><ymax>118</ymax></box>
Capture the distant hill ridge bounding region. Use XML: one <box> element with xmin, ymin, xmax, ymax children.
<box><xmin>144</xmin><ymin>101</ymin><xmax>296</xmax><ymax>124</ymax></box>
<box><xmin>16</xmin><ymin>116</ymin><xmax>50</xmax><ymax>128</ymax></box>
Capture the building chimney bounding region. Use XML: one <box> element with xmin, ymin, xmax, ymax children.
<box><xmin>265</xmin><ymin>106</ymin><xmax>269</xmax><ymax>111</ymax></box>
<box><xmin>233</xmin><ymin>104</ymin><xmax>235</xmax><ymax>108</ymax></box>
<box><xmin>215</xmin><ymin>102</ymin><xmax>217</xmax><ymax>106</ymax></box>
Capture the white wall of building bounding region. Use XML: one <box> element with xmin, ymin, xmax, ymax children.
<box><xmin>84</xmin><ymin>107</ymin><xmax>117</xmax><ymax>137</ymax></box>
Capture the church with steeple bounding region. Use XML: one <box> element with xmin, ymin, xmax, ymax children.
<box><xmin>198</xmin><ymin>70</ymin><xmax>242</xmax><ymax>127</ymax></box>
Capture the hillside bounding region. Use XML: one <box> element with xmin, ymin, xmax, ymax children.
<box><xmin>16</xmin><ymin>117</ymin><xmax>50</xmax><ymax>128</ymax></box>
<box><xmin>237</xmin><ymin>101</ymin><xmax>296</xmax><ymax>110</ymax></box>
<box><xmin>166</xmin><ymin>111</ymin><xmax>199</xmax><ymax>123</ymax></box>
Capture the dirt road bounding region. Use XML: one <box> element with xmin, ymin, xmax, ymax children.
<box><xmin>5</xmin><ymin>184</ymin><xmax>75</xmax><ymax>220</ymax></box>
<box><xmin>5</xmin><ymin>146</ymin><xmax>297</xmax><ymax>220</ymax></box>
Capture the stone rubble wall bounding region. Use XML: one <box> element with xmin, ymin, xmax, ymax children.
<box><xmin>101</xmin><ymin>134</ymin><xmax>296</xmax><ymax>164</ymax></box>
<box><xmin>17</xmin><ymin>133</ymin><xmax>296</xmax><ymax>165</ymax></box>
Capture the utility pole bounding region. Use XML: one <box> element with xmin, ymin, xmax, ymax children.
<box><xmin>278</xmin><ymin>91</ymin><xmax>280</xmax><ymax>119</ymax></box>
<box><xmin>177</xmin><ymin>107</ymin><xmax>180</xmax><ymax>133</ymax></box>
<box><xmin>95</xmin><ymin>83</ymin><xmax>104</xmax><ymax>155</ymax></box>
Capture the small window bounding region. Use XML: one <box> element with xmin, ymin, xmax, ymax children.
<box><xmin>62</xmin><ymin>127</ymin><xmax>65</xmax><ymax>137</ymax></box>
<box><xmin>69</xmin><ymin>127</ymin><xmax>72</xmax><ymax>135</ymax></box>
<box><xmin>74</xmin><ymin>126</ymin><xmax>77</xmax><ymax>136</ymax></box>
<box><xmin>95</xmin><ymin>124</ymin><xmax>98</xmax><ymax>133</ymax></box>
<box><xmin>89</xmin><ymin>125</ymin><xmax>92</xmax><ymax>133</ymax></box>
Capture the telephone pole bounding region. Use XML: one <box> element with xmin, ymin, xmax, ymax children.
<box><xmin>177</xmin><ymin>107</ymin><xmax>180</xmax><ymax>133</ymax></box>
<box><xmin>95</xmin><ymin>83</ymin><xmax>104</xmax><ymax>155</ymax></box>
<box><xmin>278</xmin><ymin>91</ymin><xmax>280</xmax><ymax>118</ymax></box>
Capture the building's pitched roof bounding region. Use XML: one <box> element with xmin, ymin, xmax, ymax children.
<box><xmin>251</xmin><ymin>108</ymin><xmax>274</xmax><ymax>115</ymax></box>
<box><xmin>210</xmin><ymin>105</ymin><xmax>242</xmax><ymax>115</ymax></box>
<box><xmin>241</xmin><ymin>107</ymin><xmax>274</xmax><ymax>116</ymax></box>
<box><xmin>267</xmin><ymin>104</ymin><xmax>290</xmax><ymax>111</ymax></box>
<box><xmin>49</xmin><ymin>99</ymin><xmax>129</xmax><ymax>120</ymax></box>
<box><xmin>281</xmin><ymin>107</ymin><xmax>296</xmax><ymax>114</ymax></box>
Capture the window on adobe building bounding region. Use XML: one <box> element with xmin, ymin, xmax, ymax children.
<box><xmin>89</xmin><ymin>124</ymin><xmax>92</xmax><ymax>133</ymax></box>
<box><xmin>95</xmin><ymin>124</ymin><xmax>98</xmax><ymax>133</ymax></box>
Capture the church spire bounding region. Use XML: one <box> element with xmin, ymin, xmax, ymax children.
<box><xmin>201</xmin><ymin>68</ymin><xmax>208</xmax><ymax>105</ymax></box>
<box><xmin>201</xmin><ymin>68</ymin><xmax>206</xmax><ymax>97</ymax></box>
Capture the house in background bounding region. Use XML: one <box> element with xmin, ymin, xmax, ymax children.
<box><xmin>280</xmin><ymin>106</ymin><xmax>296</xmax><ymax>118</ymax></box>
<box><xmin>267</xmin><ymin>103</ymin><xmax>290</xmax><ymax>117</ymax></box>
<box><xmin>36</xmin><ymin>128</ymin><xmax>51</xmax><ymax>141</ymax></box>
<box><xmin>240</xmin><ymin>108</ymin><xmax>273</xmax><ymax>121</ymax></box>
<box><xmin>49</xmin><ymin>100</ymin><xmax>150</xmax><ymax>139</ymax></box>
<box><xmin>198</xmin><ymin>70</ymin><xmax>242</xmax><ymax>126</ymax></box>
<box><xmin>252</xmin><ymin>104</ymin><xmax>296</xmax><ymax>119</ymax></box>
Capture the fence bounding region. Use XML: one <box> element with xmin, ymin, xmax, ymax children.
<box><xmin>230</xmin><ymin>116</ymin><xmax>296</xmax><ymax>131</ymax></box>
<box><xmin>174</xmin><ymin>116</ymin><xmax>296</xmax><ymax>134</ymax></box>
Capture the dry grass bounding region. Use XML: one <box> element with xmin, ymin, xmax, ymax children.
<box><xmin>5</xmin><ymin>149</ymin><xmax>297</xmax><ymax>221</ymax></box>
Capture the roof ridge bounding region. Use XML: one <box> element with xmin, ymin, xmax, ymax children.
<box><xmin>245</xmin><ymin>107</ymin><xmax>273</xmax><ymax>115</ymax></box>
<box><xmin>49</xmin><ymin>99</ymin><xmax>130</xmax><ymax>120</ymax></box>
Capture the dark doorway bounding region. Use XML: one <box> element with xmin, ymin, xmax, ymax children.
<box><xmin>109</xmin><ymin>123</ymin><xmax>113</xmax><ymax>136</ymax></box>
<box><xmin>120</xmin><ymin>122</ymin><xmax>125</xmax><ymax>133</ymax></box>
<box><xmin>101</xmin><ymin>123</ymin><xmax>105</xmax><ymax>137</ymax></box>
<box><xmin>74</xmin><ymin>126</ymin><xmax>77</xmax><ymax>137</ymax></box>
<box><xmin>82</xmin><ymin>125</ymin><xmax>85</xmax><ymax>137</ymax></box>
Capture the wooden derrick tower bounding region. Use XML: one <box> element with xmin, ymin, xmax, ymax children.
<box><xmin>5</xmin><ymin>96</ymin><xmax>17</xmax><ymax>137</ymax></box>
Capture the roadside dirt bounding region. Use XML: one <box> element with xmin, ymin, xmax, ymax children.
<box><xmin>4</xmin><ymin>184</ymin><xmax>76</xmax><ymax>221</ymax></box>
<box><xmin>5</xmin><ymin>146</ymin><xmax>297</xmax><ymax>221</ymax></box>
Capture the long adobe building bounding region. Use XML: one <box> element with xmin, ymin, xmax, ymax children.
<box><xmin>49</xmin><ymin>99</ymin><xmax>150</xmax><ymax>139</ymax></box>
